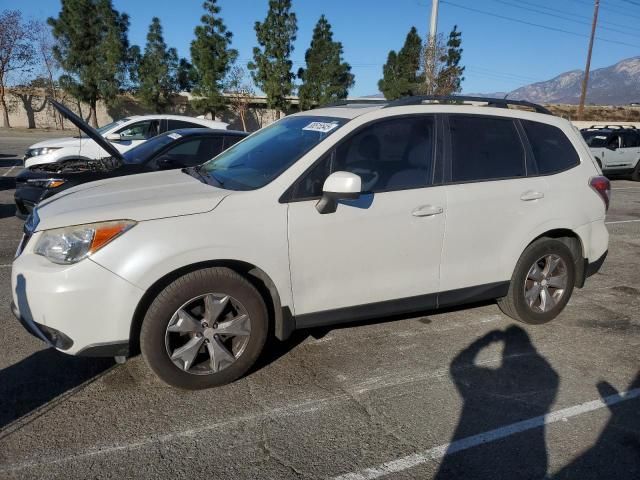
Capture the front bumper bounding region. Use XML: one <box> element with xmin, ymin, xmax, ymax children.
<box><xmin>11</xmin><ymin>242</ymin><xmax>145</xmax><ymax>356</ymax></box>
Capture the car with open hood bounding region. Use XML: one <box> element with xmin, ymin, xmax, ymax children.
<box><xmin>11</xmin><ymin>96</ymin><xmax>609</xmax><ymax>390</ymax></box>
<box><xmin>14</xmin><ymin>100</ymin><xmax>247</xmax><ymax>219</ymax></box>
<box><xmin>23</xmin><ymin>107</ymin><xmax>229</xmax><ymax>169</ymax></box>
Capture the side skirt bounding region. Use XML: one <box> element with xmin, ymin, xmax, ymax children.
<box><xmin>294</xmin><ymin>281</ymin><xmax>509</xmax><ymax>330</ymax></box>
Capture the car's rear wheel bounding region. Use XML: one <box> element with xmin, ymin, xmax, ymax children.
<box><xmin>140</xmin><ymin>267</ymin><xmax>268</xmax><ymax>389</ymax></box>
<box><xmin>498</xmin><ymin>238</ymin><xmax>575</xmax><ymax>324</ymax></box>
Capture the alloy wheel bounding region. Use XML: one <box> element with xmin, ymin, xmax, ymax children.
<box><xmin>523</xmin><ymin>254</ymin><xmax>569</xmax><ymax>313</ymax></box>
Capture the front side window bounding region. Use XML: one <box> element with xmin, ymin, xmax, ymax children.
<box><xmin>199</xmin><ymin>116</ymin><xmax>347</xmax><ymax>190</ymax></box>
<box><xmin>293</xmin><ymin>116</ymin><xmax>435</xmax><ymax>199</ymax></box>
<box><xmin>117</xmin><ymin>120</ymin><xmax>160</xmax><ymax>140</ymax></box>
<box><xmin>449</xmin><ymin>116</ymin><xmax>525</xmax><ymax>182</ymax></box>
<box><xmin>522</xmin><ymin>120</ymin><xmax>579</xmax><ymax>174</ymax></box>
<box><xmin>582</xmin><ymin>131</ymin><xmax>610</xmax><ymax>148</ymax></box>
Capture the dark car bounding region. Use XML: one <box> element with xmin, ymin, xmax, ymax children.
<box><xmin>15</xmin><ymin>126</ymin><xmax>248</xmax><ymax>219</ymax></box>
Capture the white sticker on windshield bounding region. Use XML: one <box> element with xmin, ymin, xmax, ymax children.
<box><xmin>595</xmin><ymin>135</ymin><xmax>607</xmax><ymax>139</ymax></box>
<box><xmin>167</xmin><ymin>132</ymin><xmax>182</xmax><ymax>140</ymax></box>
<box><xmin>302</xmin><ymin>122</ymin><xmax>339</xmax><ymax>133</ymax></box>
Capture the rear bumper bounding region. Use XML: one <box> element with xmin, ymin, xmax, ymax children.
<box><xmin>602</xmin><ymin>167</ymin><xmax>635</xmax><ymax>176</ymax></box>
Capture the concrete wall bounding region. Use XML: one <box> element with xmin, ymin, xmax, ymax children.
<box><xmin>2</xmin><ymin>88</ymin><xmax>283</xmax><ymax>132</ymax></box>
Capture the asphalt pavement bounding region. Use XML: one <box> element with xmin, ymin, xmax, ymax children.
<box><xmin>0</xmin><ymin>129</ymin><xmax>638</xmax><ymax>479</ymax></box>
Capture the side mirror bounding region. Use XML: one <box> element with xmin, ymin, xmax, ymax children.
<box><xmin>106</xmin><ymin>133</ymin><xmax>121</xmax><ymax>142</ymax></box>
<box><xmin>316</xmin><ymin>171</ymin><xmax>361</xmax><ymax>214</ymax></box>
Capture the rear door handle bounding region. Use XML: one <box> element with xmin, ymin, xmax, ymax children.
<box><xmin>520</xmin><ymin>190</ymin><xmax>544</xmax><ymax>201</ymax></box>
<box><xmin>412</xmin><ymin>205</ymin><xmax>444</xmax><ymax>217</ymax></box>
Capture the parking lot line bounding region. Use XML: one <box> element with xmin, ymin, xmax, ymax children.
<box><xmin>605</xmin><ymin>219</ymin><xmax>640</xmax><ymax>224</ymax></box>
<box><xmin>332</xmin><ymin>387</ymin><xmax>640</xmax><ymax>480</ymax></box>
<box><xmin>611</xmin><ymin>187</ymin><xmax>640</xmax><ymax>191</ymax></box>
<box><xmin>1</xmin><ymin>165</ymin><xmax>17</xmax><ymax>177</ymax></box>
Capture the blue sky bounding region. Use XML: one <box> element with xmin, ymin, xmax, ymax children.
<box><xmin>6</xmin><ymin>0</ymin><xmax>640</xmax><ymax>96</ymax></box>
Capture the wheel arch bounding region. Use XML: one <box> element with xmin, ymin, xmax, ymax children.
<box><xmin>525</xmin><ymin>228</ymin><xmax>586</xmax><ymax>288</ymax></box>
<box><xmin>129</xmin><ymin>260</ymin><xmax>293</xmax><ymax>355</ymax></box>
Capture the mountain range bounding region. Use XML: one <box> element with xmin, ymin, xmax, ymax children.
<box><xmin>473</xmin><ymin>57</ymin><xmax>640</xmax><ymax>105</ymax></box>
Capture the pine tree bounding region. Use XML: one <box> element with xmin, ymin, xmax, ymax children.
<box><xmin>248</xmin><ymin>0</ymin><xmax>297</xmax><ymax>115</ymax></box>
<box><xmin>176</xmin><ymin>58</ymin><xmax>195</xmax><ymax>92</ymax></box>
<box><xmin>440</xmin><ymin>25</ymin><xmax>464</xmax><ymax>94</ymax></box>
<box><xmin>48</xmin><ymin>0</ymin><xmax>131</xmax><ymax>126</ymax></box>
<box><xmin>297</xmin><ymin>15</ymin><xmax>354</xmax><ymax>110</ymax></box>
<box><xmin>137</xmin><ymin>17</ymin><xmax>178</xmax><ymax>113</ymax></box>
<box><xmin>190</xmin><ymin>0</ymin><xmax>237</xmax><ymax>118</ymax></box>
<box><xmin>378</xmin><ymin>26</ymin><xmax>422</xmax><ymax>100</ymax></box>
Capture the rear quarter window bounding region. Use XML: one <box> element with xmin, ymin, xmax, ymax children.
<box><xmin>523</xmin><ymin>121</ymin><xmax>580</xmax><ymax>174</ymax></box>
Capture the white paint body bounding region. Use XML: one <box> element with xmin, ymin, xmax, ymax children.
<box><xmin>23</xmin><ymin>115</ymin><xmax>228</xmax><ymax>169</ymax></box>
<box><xmin>12</xmin><ymin>104</ymin><xmax>609</xmax><ymax>355</ymax></box>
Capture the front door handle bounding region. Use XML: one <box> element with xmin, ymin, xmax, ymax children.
<box><xmin>412</xmin><ymin>205</ymin><xmax>444</xmax><ymax>217</ymax></box>
<box><xmin>520</xmin><ymin>190</ymin><xmax>544</xmax><ymax>201</ymax></box>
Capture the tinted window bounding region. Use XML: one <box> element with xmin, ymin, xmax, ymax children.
<box><xmin>200</xmin><ymin>116</ymin><xmax>347</xmax><ymax>190</ymax></box>
<box><xmin>117</xmin><ymin>120</ymin><xmax>160</xmax><ymax>140</ymax></box>
<box><xmin>167</xmin><ymin>119</ymin><xmax>203</xmax><ymax>131</ymax></box>
<box><xmin>293</xmin><ymin>116</ymin><xmax>435</xmax><ymax>199</ymax></box>
<box><xmin>582</xmin><ymin>131</ymin><xmax>610</xmax><ymax>148</ymax></box>
<box><xmin>621</xmin><ymin>131</ymin><xmax>640</xmax><ymax>148</ymax></box>
<box><xmin>224</xmin><ymin>135</ymin><xmax>245</xmax><ymax>149</ymax></box>
<box><xmin>523</xmin><ymin>120</ymin><xmax>579</xmax><ymax>174</ymax></box>
<box><xmin>122</xmin><ymin>132</ymin><xmax>177</xmax><ymax>164</ymax></box>
<box><xmin>449</xmin><ymin>116</ymin><xmax>525</xmax><ymax>182</ymax></box>
<box><xmin>154</xmin><ymin>137</ymin><xmax>224</xmax><ymax>168</ymax></box>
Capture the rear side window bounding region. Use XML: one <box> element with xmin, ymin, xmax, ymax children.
<box><xmin>449</xmin><ymin>116</ymin><xmax>525</xmax><ymax>182</ymax></box>
<box><xmin>523</xmin><ymin>121</ymin><xmax>579</xmax><ymax>174</ymax></box>
<box><xmin>167</xmin><ymin>119</ymin><xmax>203</xmax><ymax>131</ymax></box>
<box><xmin>621</xmin><ymin>131</ymin><xmax>640</xmax><ymax>148</ymax></box>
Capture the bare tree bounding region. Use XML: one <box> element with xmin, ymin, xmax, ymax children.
<box><xmin>225</xmin><ymin>66</ymin><xmax>255</xmax><ymax>132</ymax></box>
<box><xmin>0</xmin><ymin>10</ymin><xmax>35</xmax><ymax>128</ymax></box>
<box><xmin>418</xmin><ymin>27</ymin><xmax>465</xmax><ymax>96</ymax></box>
<box><xmin>33</xmin><ymin>21</ymin><xmax>64</xmax><ymax>129</ymax></box>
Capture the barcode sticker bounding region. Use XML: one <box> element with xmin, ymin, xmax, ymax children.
<box><xmin>302</xmin><ymin>122</ymin><xmax>339</xmax><ymax>133</ymax></box>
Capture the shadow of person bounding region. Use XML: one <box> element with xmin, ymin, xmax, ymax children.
<box><xmin>553</xmin><ymin>372</ymin><xmax>640</xmax><ymax>479</ymax></box>
<box><xmin>435</xmin><ymin>325</ymin><xmax>559</xmax><ymax>480</ymax></box>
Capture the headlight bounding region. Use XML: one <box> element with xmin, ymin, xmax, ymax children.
<box><xmin>26</xmin><ymin>178</ymin><xmax>66</xmax><ymax>189</ymax></box>
<box><xmin>34</xmin><ymin>220</ymin><xmax>136</xmax><ymax>264</ymax></box>
<box><xmin>26</xmin><ymin>147</ymin><xmax>62</xmax><ymax>158</ymax></box>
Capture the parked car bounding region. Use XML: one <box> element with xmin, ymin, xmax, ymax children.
<box><xmin>23</xmin><ymin>111</ymin><xmax>229</xmax><ymax>169</ymax></box>
<box><xmin>12</xmin><ymin>96</ymin><xmax>609</xmax><ymax>390</ymax></box>
<box><xmin>581</xmin><ymin>125</ymin><xmax>640</xmax><ymax>180</ymax></box>
<box><xmin>14</xmin><ymin>108</ymin><xmax>247</xmax><ymax>219</ymax></box>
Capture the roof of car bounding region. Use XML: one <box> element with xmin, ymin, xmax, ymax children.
<box><xmin>122</xmin><ymin>114</ymin><xmax>228</xmax><ymax>126</ymax></box>
<box><xmin>164</xmin><ymin>128</ymin><xmax>248</xmax><ymax>137</ymax></box>
<box><xmin>292</xmin><ymin>96</ymin><xmax>554</xmax><ymax>121</ymax></box>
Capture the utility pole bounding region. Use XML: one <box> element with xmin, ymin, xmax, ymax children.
<box><xmin>425</xmin><ymin>0</ymin><xmax>440</xmax><ymax>92</ymax></box>
<box><xmin>578</xmin><ymin>0</ymin><xmax>599</xmax><ymax>120</ymax></box>
<box><xmin>429</xmin><ymin>0</ymin><xmax>439</xmax><ymax>45</ymax></box>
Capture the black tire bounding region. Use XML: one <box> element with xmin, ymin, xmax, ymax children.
<box><xmin>140</xmin><ymin>267</ymin><xmax>268</xmax><ymax>389</ymax></box>
<box><xmin>498</xmin><ymin>238</ymin><xmax>576</xmax><ymax>325</ymax></box>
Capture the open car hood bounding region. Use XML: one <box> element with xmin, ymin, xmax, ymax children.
<box><xmin>49</xmin><ymin>99</ymin><xmax>124</xmax><ymax>162</ymax></box>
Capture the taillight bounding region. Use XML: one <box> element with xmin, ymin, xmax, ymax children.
<box><xmin>589</xmin><ymin>176</ymin><xmax>610</xmax><ymax>211</ymax></box>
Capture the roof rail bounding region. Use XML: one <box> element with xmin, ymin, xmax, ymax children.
<box><xmin>324</xmin><ymin>99</ymin><xmax>389</xmax><ymax>108</ymax></box>
<box><xmin>589</xmin><ymin>124</ymin><xmax>636</xmax><ymax>130</ymax></box>
<box><xmin>383</xmin><ymin>95</ymin><xmax>553</xmax><ymax>115</ymax></box>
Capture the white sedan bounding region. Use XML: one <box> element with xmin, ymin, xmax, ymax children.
<box><xmin>24</xmin><ymin>114</ymin><xmax>229</xmax><ymax>169</ymax></box>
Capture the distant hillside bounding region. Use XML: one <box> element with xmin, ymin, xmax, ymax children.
<box><xmin>487</xmin><ymin>57</ymin><xmax>640</xmax><ymax>105</ymax></box>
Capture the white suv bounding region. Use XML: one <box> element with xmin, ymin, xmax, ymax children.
<box><xmin>581</xmin><ymin>125</ymin><xmax>640</xmax><ymax>180</ymax></box>
<box><xmin>11</xmin><ymin>96</ymin><xmax>610</xmax><ymax>389</ymax></box>
<box><xmin>24</xmin><ymin>114</ymin><xmax>229</xmax><ymax>169</ymax></box>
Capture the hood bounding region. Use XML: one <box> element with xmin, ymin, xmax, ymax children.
<box><xmin>49</xmin><ymin>99</ymin><xmax>124</xmax><ymax>161</ymax></box>
<box><xmin>29</xmin><ymin>137</ymin><xmax>85</xmax><ymax>149</ymax></box>
<box><xmin>35</xmin><ymin>169</ymin><xmax>230</xmax><ymax>230</ymax></box>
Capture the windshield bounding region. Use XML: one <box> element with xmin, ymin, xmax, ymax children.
<box><xmin>199</xmin><ymin>116</ymin><xmax>347</xmax><ymax>190</ymax></box>
<box><xmin>122</xmin><ymin>131</ymin><xmax>181</xmax><ymax>164</ymax></box>
<box><xmin>582</xmin><ymin>131</ymin><xmax>610</xmax><ymax>148</ymax></box>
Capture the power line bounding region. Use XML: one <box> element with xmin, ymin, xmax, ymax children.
<box><xmin>489</xmin><ymin>0</ymin><xmax>640</xmax><ymax>38</ymax></box>
<box><xmin>440</xmin><ymin>0</ymin><xmax>640</xmax><ymax>49</ymax></box>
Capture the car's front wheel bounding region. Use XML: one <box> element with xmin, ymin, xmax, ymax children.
<box><xmin>140</xmin><ymin>267</ymin><xmax>268</xmax><ymax>389</ymax></box>
<box><xmin>498</xmin><ymin>238</ymin><xmax>576</xmax><ymax>325</ymax></box>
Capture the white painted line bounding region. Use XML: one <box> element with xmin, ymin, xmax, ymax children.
<box><xmin>0</xmin><ymin>264</ymin><xmax>11</xmax><ymax>268</ymax></box>
<box><xmin>333</xmin><ymin>388</ymin><xmax>640</xmax><ymax>480</ymax></box>
<box><xmin>1</xmin><ymin>165</ymin><xmax>17</xmax><ymax>177</ymax></box>
<box><xmin>612</xmin><ymin>187</ymin><xmax>640</xmax><ymax>191</ymax></box>
<box><xmin>605</xmin><ymin>219</ymin><xmax>640</xmax><ymax>225</ymax></box>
